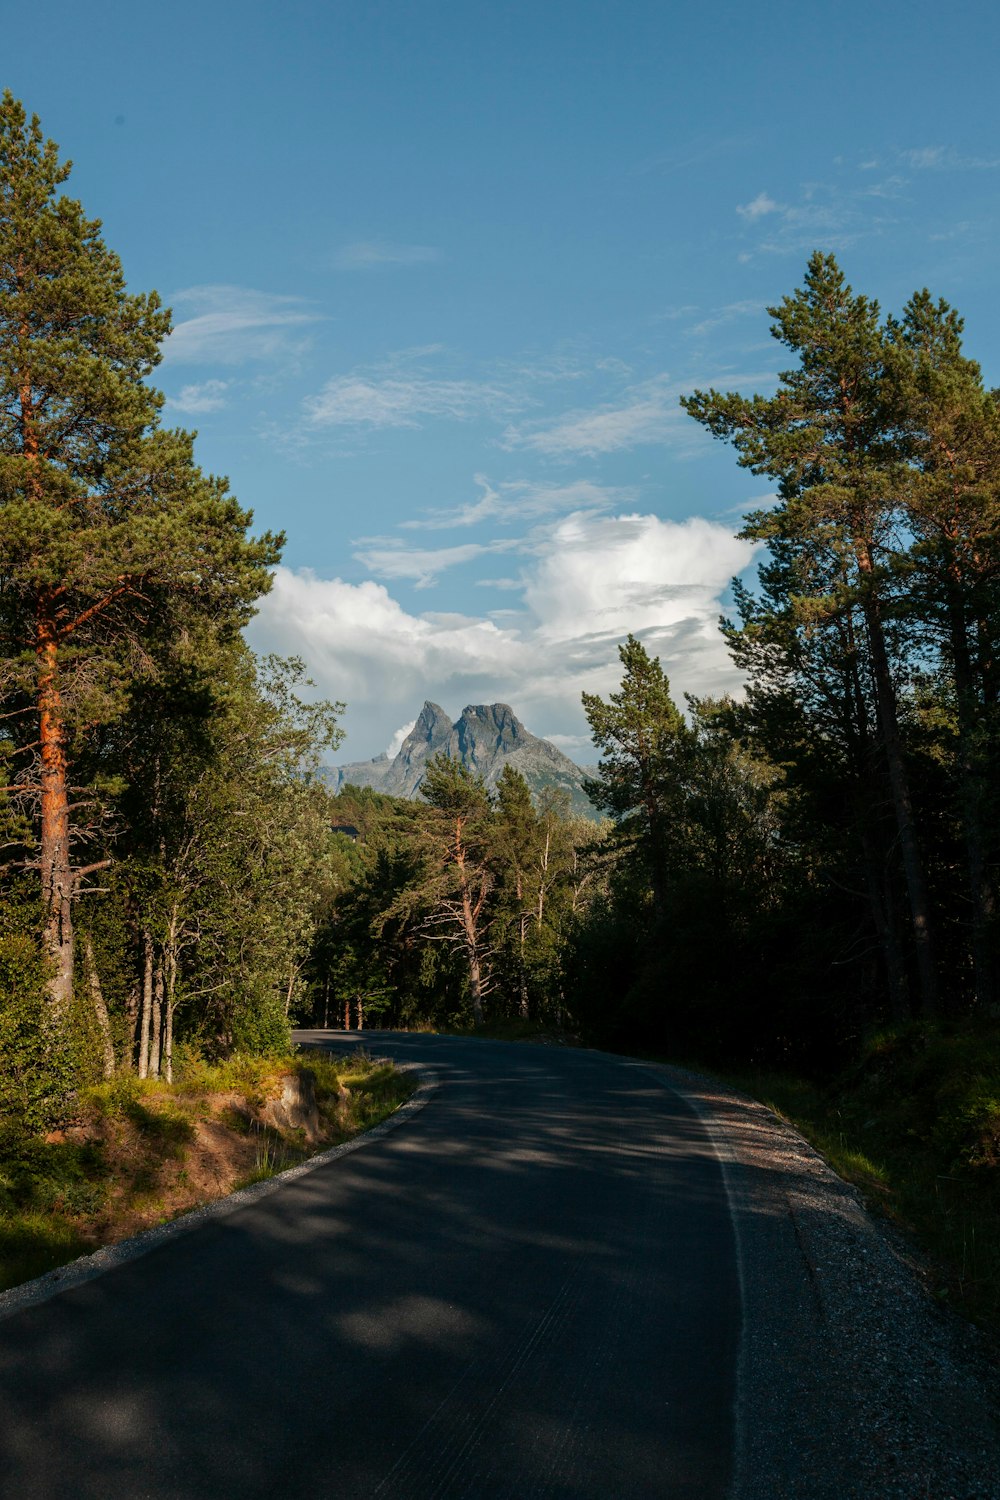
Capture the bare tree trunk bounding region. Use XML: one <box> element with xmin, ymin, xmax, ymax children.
<box><xmin>164</xmin><ymin>1003</ymin><xmax>174</xmax><ymax>1085</ymax></box>
<box><xmin>125</xmin><ymin>985</ymin><xmax>140</xmax><ymax>1071</ymax></box>
<box><xmin>357</xmin><ymin>993</ymin><xmax>364</xmax><ymax>1031</ymax></box>
<box><xmin>343</xmin><ymin>997</ymin><xmax>350</xmax><ymax>1031</ymax></box>
<box><xmin>164</xmin><ymin>943</ymin><xmax>177</xmax><ymax>1084</ymax></box>
<box><xmin>148</xmin><ymin>963</ymin><xmax>164</xmax><ymax>1078</ymax></box>
<box><xmin>519</xmin><ymin>913</ymin><xmax>529</xmax><ymax>1020</ymax></box>
<box><xmin>138</xmin><ymin>930</ymin><xmax>154</xmax><ymax>1077</ymax></box>
<box><xmin>83</xmin><ymin>934</ymin><xmax>115</xmax><ymax>1079</ymax></box>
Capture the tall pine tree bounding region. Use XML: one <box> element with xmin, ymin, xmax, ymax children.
<box><xmin>0</xmin><ymin>94</ymin><xmax>279</xmax><ymax>1011</ymax></box>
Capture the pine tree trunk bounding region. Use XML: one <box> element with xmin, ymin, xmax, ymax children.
<box><xmin>37</xmin><ymin>610</ymin><xmax>74</xmax><ymax>1011</ymax></box>
<box><xmin>343</xmin><ymin>997</ymin><xmax>350</xmax><ymax>1030</ymax></box>
<box><xmin>83</xmin><ymin>934</ymin><xmax>116</xmax><ymax>1078</ymax></box>
<box><xmin>467</xmin><ymin>946</ymin><xmax>485</xmax><ymax>1026</ymax></box>
<box><xmin>856</xmin><ymin>552</ymin><xmax>937</xmax><ymax>1016</ymax></box>
<box><xmin>357</xmin><ymin>993</ymin><xmax>364</xmax><ymax>1031</ymax></box>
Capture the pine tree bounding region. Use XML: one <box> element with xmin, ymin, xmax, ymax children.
<box><xmin>683</xmin><ymin>253</ymin><xmax>937</xmax><ymax>1016</ymax></box>
<box><xmin>582</xmin><ymin>634</ymin><xmax>689</xmax><ymax>922</ymax></box>
<box><xmin>0</xmin><ymin>94</ymin><xmax>280</xmax><ymax>1011</ymax></box>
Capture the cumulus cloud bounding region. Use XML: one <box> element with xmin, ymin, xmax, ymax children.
<box><xmin>386</xmin><ymin>719</ymin><xmax>416</xmax><ymax>757</ymax></box>
<box><xmin>248</xmin><ymin>511</ymin><xmax>758</xmax><ymax>759</ymax></box>
<box><xmin>163</xmin><ymin>286</ymin><xmax>316</xmax><ymax>366</ymax></box>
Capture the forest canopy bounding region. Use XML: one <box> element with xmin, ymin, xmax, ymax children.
<box><xmin>2</xmin><ymin>93</ymin><xmax>999</xmax><ymax>1136</ymax></box>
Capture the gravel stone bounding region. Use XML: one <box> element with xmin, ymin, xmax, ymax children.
<box><xmin>658</xmin><ymin>1063</ymin><xmax>1000</xmax><ymax>1499</ymax></box>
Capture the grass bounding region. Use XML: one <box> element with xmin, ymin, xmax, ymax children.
<box><xmin>700</xmin><ymin>1021</ymin><xmax>1000</xmax><ymax>1335</ymax></box>
<box><xmin>0</xmin><ymin>1048</ymin><xmax>414</xmax><ymax>1295</ymax></box>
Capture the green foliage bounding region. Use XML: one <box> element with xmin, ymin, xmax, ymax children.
<box><xmin>718</xmin><ymin>1021</ymin><xmax>1000</xmax><ymax>1330</ymax></box>
<box><xmin>0</xmin><ymin>933</ymin><xmax>75</xmax><ymax>1132</ymax></box>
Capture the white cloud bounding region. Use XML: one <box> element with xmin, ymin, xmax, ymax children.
<box><xmin>386</xmin><ymin>719</ymin><xmax>416</xmax><ymax>757</ymax></box>
<box><xmin>502</xmin><ymin>372</ymin><xmax>775</xmax><ymax>459</ymax></box>
<box><xmin>689</xmin><ymin>301</ymin><xmax>765</xmax><ymax>338</ymax></box>
<box><xmin>502</xmin><ymin>375</ymin><xmax>687</xmax><ymax>457</ymax></box>
<box><xmin>900</xmin><ymin>146</ymin><xmax>1000</xmax><ymax>171</ymax></box>
<box><xmin>403</xmin><ymin>474</ymin><xmax>628</xmax><ymax>529</ymax></box>
<box><xmin>248</xmin><ymin>511</ymin><xmax>758</xmax><ymax>759</ymax></box>
<box><xmin>334</xmin><ymin>241</ymin><xmax>442</xmax><ymax>268</ymax></box>
<box><xmin>737</xmin><ymin>192</ymin><xmax>781</xmax><ymax>220</ymax></box>
<box><xmin>163</xmin><ymin>286</ymin><xmax>315</xmax><ymax>366</ymax></box>
<box><xmin>164</xmin><ymin>379</ymin><xmax>229</xmax><ymax>414</ymax></box>
<box><xmin>304</xmin><ymin>375</ymin><xmax>511</xmax><ymax>429</ymax></box>
<box><xmin>351</xmin><ymin>537</ymin><xmax>516</xmax><ymax>589</ymax></box>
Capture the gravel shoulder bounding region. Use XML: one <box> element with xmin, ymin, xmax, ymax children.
<box><xmin>655</xmin><ymin>1061</ymin><xmax>1000</xmax><ymax>1500</ymax></box>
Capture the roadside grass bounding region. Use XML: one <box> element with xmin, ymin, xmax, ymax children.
<box><xmin>0</xmin><ymin>1048</ymin><xmax>414</xmax><ymax>1295</ymax></box>
<box><xmin>696</xmin><ymin>1021</ymin><xmax>1000</xmax><ymax>1335</ymax></box>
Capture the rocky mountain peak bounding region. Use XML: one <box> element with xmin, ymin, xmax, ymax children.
<box><xmin>326</xmin><ymin>701</ymin><xmax>599</xmax><ymax>818</ymax></box>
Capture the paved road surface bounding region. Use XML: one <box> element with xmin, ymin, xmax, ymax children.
<box><xmin>0</xmin><ymin>1034</ymin><xmax>740</xmax><ymax>1499</ymax></box>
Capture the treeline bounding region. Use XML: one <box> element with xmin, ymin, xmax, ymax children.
<box><xmin>306</xmin><ymin>764</ymin><xmax>596</xmax><ymax>1032</ymax></box>
<box><xmin>0</xmin><ymin>95</ymin><xmax>343</xmax><ymax>1128</ymax></box>
<box><xmin>4</xmin><ymin>84</ymin><xmax>999</xmax><ymax>1126</ymax></box>
<box><xmin>574</xmin><ymin>254</ymin><xmax>1000</xmax><ymax>1066</ymax></box>
<box><xmin>313</xmin><ymin>254</ymin><xmax>1000</xmax><ymax>1071</ymax></box>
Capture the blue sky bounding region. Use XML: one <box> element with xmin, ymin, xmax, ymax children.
<box><xmin>7</xmin><ymin>0</ymin><xmax>1000</xmax><ymax>759</ymax></box>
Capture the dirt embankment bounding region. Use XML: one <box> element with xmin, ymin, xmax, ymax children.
<box><xmin>1</xmin><ymin>1051</ymin><xmax>413</xmax><ymax>1292</ymax></box>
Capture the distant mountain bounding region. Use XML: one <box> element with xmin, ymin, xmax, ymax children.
<box><xmin>325</xmin><ymin>701</ymin><xmax>600</xmax><ymax>819</ymax></box>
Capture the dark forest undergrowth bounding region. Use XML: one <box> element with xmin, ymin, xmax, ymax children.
<box><xmin>691</xmin><ymin>1022</ymin><xmax>1000</xmax><ymax>1337</ymax></box>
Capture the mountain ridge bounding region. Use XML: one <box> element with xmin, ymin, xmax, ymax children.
<box><xmin>325</xmin><ymin>701</ymin><xmax>599</xmax><ymax>818</ymax></box>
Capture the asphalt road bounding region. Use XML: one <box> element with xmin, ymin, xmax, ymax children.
<box><xmin>0</xmin><ymin>1033</ymin><xmax>741</xmax><ymax>1499</ymax></box>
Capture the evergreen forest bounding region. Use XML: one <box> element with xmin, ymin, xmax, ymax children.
<box><xmin>4</xmin><ymin>92</ymin><xmax>1000</xmax><ymax>1289</ymax></box>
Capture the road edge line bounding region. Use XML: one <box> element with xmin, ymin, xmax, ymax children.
<box><xmin>0</xmin><ymin>1062</ymin><xmax>439</xmax><ymax>1324</ymax></box>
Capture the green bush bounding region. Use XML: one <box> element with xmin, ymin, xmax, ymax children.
<box><xmin>0</xmin><ymin>935</ymin><xmax>76</xmax><ymax>1134</ymax></box>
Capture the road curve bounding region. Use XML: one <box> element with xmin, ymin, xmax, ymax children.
<box><xmin>0</xmin><ymin>1033</ymin><xmax>740</xmax><ymax>1499</ymax></box>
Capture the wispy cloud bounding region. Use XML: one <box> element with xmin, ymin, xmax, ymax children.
<box><xmin>901</xmin><ymin>145</ymin><xmax>1000</xmax><ymax>171</ymax></box>
<box><xmin>351</xmin><ymin>536</ymin><xmax>517</xmax><ymax>588</ymax></box>
<box><xmin>334</xmin><ymin>240</ymin><xmax>442</xmax><ymax>269</ymax></box>
<box><xmin>304</xmin><ymin>374</ymin><xmax>513</xmax><ymax>429</ymax></box>
<box><xmin>403</xmin><ymin>474</ymin><xmax>628</xmax><ymax>530</ymax></box>
<box><xmin>502</xmin><ymin>375</ymin><xmax>685</xmax><ymax>457</ymax></box>
<box><xmin>736</xmin><ymin>180</ymin><xmax>889</xmax><ymax>258</ymax></box>
<box><xmin>689</xmin><ymin>300</ymin><xmax>765</xmax><ymax>337</ymax></box>
<box><xmin>164</xmin><ymin>379</ymin><xmax>229</xmax><ymax>414</ymax></box>
<box><xmin>163</xmin><ymin>286</ymin><xmax>316</xmax><ymax>366</ymax></box>
<box><xmin>737</xmin><ymin>192</ymin><xmax>780</xmax><ymax>221</ymax></box>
